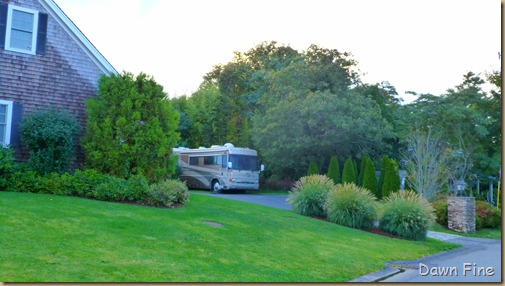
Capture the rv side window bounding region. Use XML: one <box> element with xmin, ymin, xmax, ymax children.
<box><xmin>189</xmin><ymin>157</ymin><xmax>199</xmax><ymax>166</ymax></box>
<box><xmin>203</xmin><ymin>156</ymin><xmax>214</xmax><ymax>165</ymax></box>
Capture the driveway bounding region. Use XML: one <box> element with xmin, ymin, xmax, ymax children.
<box><xmin>207</xmin><ymin>192</ymin><xmax>502</xmax><ymax>283</ymax></box>
<box><xmin>208</xmin><ymin>193</ymin><xmax>292</xmax><ymax>210</ymax></box>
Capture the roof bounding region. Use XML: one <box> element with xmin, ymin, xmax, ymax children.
<box><xmin>37</xmin><ymin>0</ymin><xmax>117</xmax><ymax>75</ymax></box>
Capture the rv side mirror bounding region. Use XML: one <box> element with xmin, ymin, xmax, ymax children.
<box><xmin>228</xmin><ymin>162</ymin><xmax>233</xmax><ymax>169</ymax></box>
<box><xmin>260</xmin><ymin>164</ymin><xmax>265</xmax><ymax>172</ymax></box>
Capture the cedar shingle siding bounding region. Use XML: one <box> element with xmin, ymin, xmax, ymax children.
<box><xmin>0</xmin><ymin>0</ymin><xmax>114</xmax><ymax>164</ymax></box>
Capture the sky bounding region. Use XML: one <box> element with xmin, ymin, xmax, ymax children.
<box><xmin>54</xmin><ymin>0</ymin><xmax>501</xmax><ymax>103</ymax></box>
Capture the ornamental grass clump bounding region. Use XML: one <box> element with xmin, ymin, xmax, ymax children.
<box><xmin>324</xmin><ymin>183</ymin><xmax>378</xmax><ymax>229</ymax></box>
<box><xmin>288</xmin><ymin>175</ymin><xmax>335</xmax><ymax>217</ymax></box>
<box><xmin>379</xmin><ymin>190</ymin><xmax>435</xmax><ymax>241</ymax></box>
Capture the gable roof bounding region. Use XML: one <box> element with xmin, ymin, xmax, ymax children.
<box><xmin>37</xmin><ymin>0</ymin><xmax>117</xmax><ymax>75</ymax></box>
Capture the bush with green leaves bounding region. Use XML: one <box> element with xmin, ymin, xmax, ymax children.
<box><xmin>287</xmin><ymin>175</ymin><xmax>334</xmax><ymax>217</ymax></box>
<box><xmin>475</xmin><ymin>200</ymin><xmax>501</xmax><ymax>229</ymax></box>
<box><xmin>83</xmin><ymin>72</ymin><xmax>180</xmax><ymax>183</ymax></box>
<box><xmin>146</xmin><ymin>179</ymin><xmax>189</xmax><ymax>207</ymax></box>
<box><xmin>20</xmin><ymin>107</ymin><xmax>79</xmax><ymax>174</ymax></box>
<box><xmin>324</xmin><ymin>183</ymin><xmax>377</xmax><ymax>229</ymax></box>
<box><xmin>379</xmin><ymin>190</ymin><xmax>435</xmax><ymax>240</ymax></box>
<box><xmin>0</xmin><ymin>147</ymin><xmax>18</xmax><ymax>190</ymax></box>
<box><xmin>431</xmin><ymin>194</ymin><xmax>449</xmax><ymax>226</ymax></box>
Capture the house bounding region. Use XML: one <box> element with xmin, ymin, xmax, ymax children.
<box><xmin>0</xmin><ymin>0</ymin><xmax>116</xmax><ymax>162</ymax></box>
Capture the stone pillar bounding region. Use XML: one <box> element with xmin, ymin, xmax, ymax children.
<box><xmin>447</xmin><ymin>196</ymin><xmax>476</xmax><ymax>233</ymax></box>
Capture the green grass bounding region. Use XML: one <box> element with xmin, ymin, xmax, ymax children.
<box><xmin>1</xmin><ymin>191</ymin><xmax>459</xmax><ymax>282</ymax></box>
<box><xmin>431</xmin><ymin>223</ymin><xmax>502</xmax><ymax>239</ymax></box>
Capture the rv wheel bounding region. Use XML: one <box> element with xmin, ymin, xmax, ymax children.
<box><xmin>211</xmin><ymin>180</ymin><xmax>221</xmax><ymax>194</ymax></box>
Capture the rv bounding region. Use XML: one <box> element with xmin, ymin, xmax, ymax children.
<box><xmin>172</xmin><ymin>143</ymin><xmax>264</xmax><ymax>192</ymax></box>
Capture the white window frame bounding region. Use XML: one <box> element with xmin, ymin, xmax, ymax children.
<box><xmin>5</xmin><ymin>4</ymin><xmax>39</xmax><ymax>55</ymax></box>
<box><xmin>0</xmin><ymin>100</ymin><xmax>13</xmax><ymax>147</ymax></box>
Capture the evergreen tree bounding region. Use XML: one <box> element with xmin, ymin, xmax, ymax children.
<box><xmin>307</xmin><ymin>161</ymin><xmax>320</xmax><ymax>175</ymax></box>
<box><xmin>352</xmin><ymin>158</ymin><xmax>358</xmax><ymax>184</ymax></box>
<box><xmin>378</xmin><ymin>155</ymin><xmax>389</xmax><ymax>193</ymax></box>
<box><xmin>382</xmin><ymin>158</ymin><xmax>401</xmax><ymax>198</ymax></box>
<box><xmin>327</xmin><ymin>156</ymin><xmax>340</xmax><ymax>184</ymax></box>
<box><xmin>358</xmin><ymin>156</ymin><xmax>368</xmax><ymax>186</ymax></box>
<box><xmin>342</xmin><ymin>156</ymin><xmax>357</xmax><ymax>184</ymax></box>
<box><xmin>362</xmin><ymin>157</ymin><xmax>379</xmax><ymax>199</ymax></box>
<box><xmin>83</xmin><ymin>72</ymin><xmax>180</xmax><ymax>183</ymax></box>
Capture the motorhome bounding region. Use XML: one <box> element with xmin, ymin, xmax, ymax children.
<box><xmin>172</xmin><ymin>143</ymin><xmax>264</xmax><ymax>192</ymax></box>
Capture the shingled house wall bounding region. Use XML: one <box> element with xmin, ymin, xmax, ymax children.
<box><xmin>0</xmin><ymin>0</ymin><xmax>111</xmax><ymax>165</ymax></box>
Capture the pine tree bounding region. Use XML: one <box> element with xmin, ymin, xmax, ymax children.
<box><xmin>382</xmin><ymin>158</ymin><xmax>401</xmax><ymax>198</ymax></box>
<box><xmin>342</xmin><ymin>156</ymin><xmax>357</xmax><ymax>184</ymax></box>
<box><xmin>307</xmin><ymin>161</ymin><xmax>320</xmax><ymax>175</ymax></box>
<box><xmin>358</xmin><ymin>156</ymin><xmax>368</xmax><ymax>186</ymax></box>
<box><xmin>378</xmin><ymin>155</ymin><xmax>389</xmax><ymax>193</ymax></box>
<box><xmin>327</xmin><ymin>156</ymin><xmax>340</xmax><ymax>184</ymax></box>
<box><xmin>362</xmin><ymin>157</ymin><xmax>379</xmax><ymax>199</ymax></box>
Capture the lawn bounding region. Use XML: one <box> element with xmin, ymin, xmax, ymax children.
<box><xmin>430</xmin><ymin>222</ymin><xmax>501</xmax><ymax>239</ymax></box>
<box><xmin>1</xmin><ymin>191</ymin><xmax>459</xmax><ymax>282</ymax></box>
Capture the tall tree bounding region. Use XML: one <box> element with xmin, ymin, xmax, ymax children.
<box><xmin>83</xmin><ymin>72</ymin><xmax>180</xmax><ymax>182</ymax></box>
<box><xmin>403</xmin><ymin>130</ymin><xmax>448</xmax><ymax>201</ymax></box>
<box><xmin>251</xmin><ymin>90</ymin><xmax>393</xmax><ymax>179</ymax></box>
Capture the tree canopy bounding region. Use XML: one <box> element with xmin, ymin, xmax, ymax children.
<box><xmin>170</xmin><ymin>41</ymin><xmax>501</xmax><ymax>185</ymax></box>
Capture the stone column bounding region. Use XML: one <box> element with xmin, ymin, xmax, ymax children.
<box><xmin>447</xmin><ymin>196</ymin><xmax>476</xmax><ymax>233</ymax></box>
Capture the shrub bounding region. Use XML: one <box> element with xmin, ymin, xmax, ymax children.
<box><xmin>67</xmin><ymin>169</ymin><xmax>108</xmax><ymax>198</ymax></box>
<box><xmin>288</xmin><ymin>175</ymin><xmax>334</xmax><ymax>217</ymax></box>
<box><xmin>379</xmin><ymin>190</ymin><xmax>435</xmax><ymax>240</ymax></box>
<box><xmin>127</xmin><ymin>174</ymin><xmax>150</xmax><ymax>201</ymax></box>
<box><xmin>92</xmin><ymin>176</ymin><xmax>131</xmax><ymax>202</ymax></box>
<box><xmin>0</xmin><ymin>147</ymin><xmax>18</xmax><ymax>190</ymax></box>
<box><xmin>325</xmin><ymin>183</ymin><xmax>377</xmax><ymax>229</ymax></box>
<box><xmin>307</xmin><ymin>161</ymin><xmax>319</xmax><ymax>175</ymax></box>
<box><xmin>327</xmin><ymin>156</ymin><xmax>340</xmax><ymax>185</ymax></box>
<box><xmin>431</xmin><ymin>194</ymin><xmax>449</xmax><ymax>226</ymax></box>
<box><xmin>475</xmin><ymin>200</ymin><xmax>501</xmax><ymax>229</ymax></box>
<box><xmin>342</xmin><ymin>157</ymin><xmax>357</xmax><ymax>184</ymax></box>
<box><xmin>381</xmin><ymin>158</ymin><xmax>400</xmax><ymax>198</ymax></box>
<box><xmin>361</xmin><ymin>157</ymin><xmax>378</xmax><ymax>199</ymax></box>
<box><xmin>82</xmin><ymin>72</ymin><xmax>180</xmax><ymax>183</ymax></box>
<box><xmin>146</xmin><ymin>179</ymin><xmax>189</xmax><ymax>207</ymax></box>
<box><xmin>20</xmin><ymin>107</ymin><xmax>79</xmax><ymax>174</ymax></box>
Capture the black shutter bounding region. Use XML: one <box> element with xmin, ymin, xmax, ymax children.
<box><xmin>0</xmin><ymin>3</ymin><xmax>7</xmax><ymax>50</ymax></box>
<box><xmin>10</xmin><ymin>103</ymin><xmax>23</xmax><ymax>148</ymax></box>
<box><xmin>36</xmin><ymin>13</ymin><xmax>48</xmax><ymax>55</ymax></box>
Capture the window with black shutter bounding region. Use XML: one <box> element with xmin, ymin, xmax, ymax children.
<box><xmin>1</xmin><ymin>4</ymin><xmax>47</xmax><ymax>55</ymax></box>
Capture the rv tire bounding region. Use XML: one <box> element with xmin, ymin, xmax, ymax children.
<box><xmin>211</xmin><ymin>180</ymin><xmax>221</xmax><ymax>194</ymax></box>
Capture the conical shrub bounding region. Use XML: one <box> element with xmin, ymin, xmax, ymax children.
<box><xmin>327</xmin><ymin>156</ymin><xmax>340</xmax><ymax>184</ymax></box>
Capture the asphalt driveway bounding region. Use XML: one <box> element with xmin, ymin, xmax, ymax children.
<box><xmin>208</xmin><ymin>193</ymin><xmax>292</xmax><ymax>210</ymax></box>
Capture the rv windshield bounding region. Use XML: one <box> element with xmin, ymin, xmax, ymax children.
<box><xmin>229</xmin><ymin>155</ymin><xmax>258</xmax><ymax>171</ymax></box>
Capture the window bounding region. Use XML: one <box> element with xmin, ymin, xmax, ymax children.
<box><xmin>0</xmin><ymin>100</ymin><xmax>13</xmax><ymax>147</ymax></box>
<box><xmin>229</xmin><ymin>155</ymin><xmax>258</xmax><ymax>171</ymax></box>
<box><xmin>189</xmin><ymin>157</ymin><xmax>199</xmax><ymax>166</ymax></box>
<box><xmin>0</xmin><ymin>4</ymin><xmax>47</xmax><ymax>55</ymax></box>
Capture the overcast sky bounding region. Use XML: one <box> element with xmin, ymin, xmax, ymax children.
<box><xmin>54</xmin><ymin>0</ymin><xmax>501</xmax><ymax>103</ymax></box>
